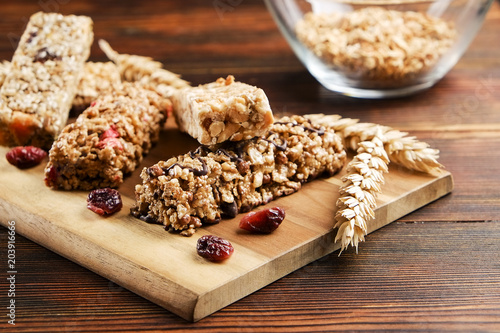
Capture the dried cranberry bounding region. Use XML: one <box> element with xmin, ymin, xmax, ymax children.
<box><xmin>6</xmin><ymin>146</ymin><xmax>47</xmax><ymax>169</ymax></box>
<box><xmin>87</xmin><ymin>188</ymin><xmax>123</xmax><ymax>217</ymax></box>
<box><xmin>197</xmin><ymin>235</ymin><xmax>234</xmax><ymax>262</ymax></box>
<box><xmin>100</xmin><ymin>125</ymin><xmax>120</xmax><ymax>140</ymax></box>
<box><xmin>44</xmin><ymin>165</ymin><xmax>59</xmax><ymax>187</ymax></box>
<box><xmin>96</xmin><ymin>125</ymin><xmax>123</xmax><ymax>150</ymax></box>
<box><xmin>239</xmin><ymin>207</ymin><xmax>285</xmax><ymax>234</ymax></box>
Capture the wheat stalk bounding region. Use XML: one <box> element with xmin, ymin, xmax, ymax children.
<box><xmin>98</xmin><ymin>39</ymin><xmax>190</xmax><ymax>97</ymax></box>
<box><xmin>334</xmin><ymin>133</ymin><xmax>389</xmax><ymax>253</ymax></box>
<box><xmin>305</xmin><ymin>113</ymin><xmax>443</xmax><ymax>252</ymax></box>
<box><xmin>305</xmin><ymin>113</ymin><xmax>442</xmax><ymax>174</ymax></box>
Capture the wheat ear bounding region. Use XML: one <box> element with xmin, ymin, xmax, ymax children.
<box><xmin>304</xmin><ymin>114</ymin><xmax>443</xmax><ymax>253</ymax></box>
<box><xmin>98</xmin><ymin>39</ymin><xmax>190</xmax><ymax>96</ymax></box>
<box><xmin>305</xmin><ymin>114</ymin><xmax>442</xmax><ymax>174</ymax></box>
<box><xmin>334</xmin><ymin>133</ymin><xmax>389</xmax><ymax>253</ymax></box>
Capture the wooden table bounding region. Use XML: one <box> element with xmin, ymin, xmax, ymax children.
<box><xmin>1</xmin><ymin>0</ymin><xmax>499</xmax><ymax>331</ymax></box>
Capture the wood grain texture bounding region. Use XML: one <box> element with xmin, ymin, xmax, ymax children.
<box><xmin>0</xmin><ymin>0</ymin><xmax>499</xmax><ymax>331</ymax></box>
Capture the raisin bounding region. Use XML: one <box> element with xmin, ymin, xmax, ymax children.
<box><xmin>87</xmin><ymin>188</ymin><xmax>123</xmax><ymax>217</ymax></box>
<box><xmin>197</xmin><ymin>235</ymin><xmax>234</xmax><ymax>262</ymax></box>
<box><xmin>34</xmin><ymin>47</ymin><xmax>61</xmax><ymax>63</ymax></box>
<box><xmin>220</xmin><ymin>201</ymin><xmax>238</xmax><ymax>218</ymax></box>
<box><xmin>6</xmin><ymin>146</ymin><xmax>47</xmax><ymax>169</ymax></box>
<box><xmin>27</xmin><ymin>31</ymin><xmax>38</xmax><ymax>43</ymax></box>
<box><xmin>239</xmin><ymin>207</ymin><xmax>285</xmax><ymax>234</ymax></box>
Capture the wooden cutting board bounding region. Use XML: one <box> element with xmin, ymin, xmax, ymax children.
<box><xmin>0</xmin><ymin>118</ymin><xmax>453</xmax><ymax>322</ymax></box>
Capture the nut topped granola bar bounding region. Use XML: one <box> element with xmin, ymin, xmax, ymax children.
<box><xmin>44</xmin><ymin>83</ymin><xmax>171</xmax><ymax>190</ymax></box>
<box><xmin>131</xmin><ymin>115</ymin><xmax>346</xmax><ymax>236</ymax></box>
<box><xmin>0</xmin><ymin>12</ymin><xmax>93</xmax><ymax>149</ymax></box>
<box><xmin>171</xmin><ymin>75</ymin><xmax>274</xmax><ymax>145</ymax></box>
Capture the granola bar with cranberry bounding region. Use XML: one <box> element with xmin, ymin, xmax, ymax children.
<box><xmin>44</xmin><ymin>83</ymin><xmax>171</xmax><ymax>190</ymax></box>
<box><xmin>171</xmin><ymin>75</ymin><xmax>274</xmax><ymax>145</ymax></box>
<box><xmin>0</xmin><ymin>12</ymin><xmax>93</xmax><ymax>149</ymax></box>
<box><xmin>131</xmin><ymin>115</ymin><xmax>346</xmax><ymax>236</ymax></box>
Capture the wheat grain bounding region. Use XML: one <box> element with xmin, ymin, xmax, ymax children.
<box><xmin>334</xmin><ymin>133</ymin><xmax>389</xmax><ymax>253</ymax></box>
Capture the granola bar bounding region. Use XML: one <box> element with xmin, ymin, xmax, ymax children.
<box><xmin>131</xmin><ymin>115</ymin><xmax>346</xmax><ymax>236</ymax></box>
<box><xmin>171</xmin><ymin>75</ymin><xmax>274</xmax><ymax>145</ymax></box>
<box><xmin>73</xmin><ymin>61</ymin><xmax>122</xmax><ymax>111</ymax></box>
<box><xmin>0</xmin><ymin>60</ymin><xmax>121</xmax><ymax>112</ymax></box>
<box><xmin>0</xmin><ymin>60</ymin><xmax>9</xmax><ymax>88</ymax></box>
<box><xmin>0</xmin><ymin>12</ymin><xmax>93</xmax><ymax>149</ymax></box>
<box><xmin>44</xmin><ymin>83</ymin><xmax>171</xmax><ymax>190</ymax></box>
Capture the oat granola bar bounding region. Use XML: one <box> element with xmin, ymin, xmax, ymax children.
<box><xmin>0</xmin><ymin>60</ymin><xmax>121</xmax><ymax>112</ymax></box>
<box><xmin>0</xmin><ymin>60</ymin><xmax>9</xmax><ymax>88</ymax></box>
<box><xmin>0</xmin><ymin>12</ymin><xmax>93</xmax><ymax>149</ymax></box>
<box><xmin>131</xmin><ymin>115</ymin><xmax>346</xmax><ymax>236</ymax></box>
<box><xmin>44</xmin><ymin>83</ymin><xmax>171</xmax><ymax>190</ymax></box>
<box><xmin>171</xmin><ymin>75</ymin><xmax>274</xmax><ymax>145</ymax></box>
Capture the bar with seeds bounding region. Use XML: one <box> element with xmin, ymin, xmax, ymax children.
<box><xmin>44</xmin><ymin>83</ymin><xmax>172</xmax><ymax>190</ymax></box>
<box><xmin>171</xmin><ymin>75</ymin><xmax>275</xmax><ymax>145</ymax></box>
<box><xmin>131</xmin><ymin>115</ymin><xmax>346</xmax><ymax>236</ymax></box>
<box><xmin>0</xmin><ymin>12</ymin><xmax>93</xmax><ymax>149</ymax></box>
<box><xmin>0</xmin><ymin>60</ymin><xmax>122</xmax><ymax>112</ymax></box>
<box><xmin>0</xmin><ymin>60</ymin><xmax>9</xmax><ymax>88</ymax></box>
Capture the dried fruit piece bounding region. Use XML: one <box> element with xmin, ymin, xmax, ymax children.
<box><xmin>87</xmin><ymin>188</ymin><xmax>123</xmax><ymax>216</ymax></box>
<box><xmin>197</xmin><ymin>235</ymin><xmax>234</xmax><ymax>262</ymax></box>
<box><xmin>6</xmin><ymin>146</ymin><xmax>47</xmax><ymax>169</ymax></box>
<box><xmin>96</xmin><ymin>125</ymin><xmax>123</xmax><ymax>150</ymax></box>
<box><xmin>34</xmin><ymin>47</ymin><xmax>61</xmax><ymax>63</ymax></box>
<box><xmin>44</xmin><ymin>165</ymin><xmax>59</xmax><ymax>187</ymax></box>
<box><xmin>239</xmin><ymin>207</ymin><xmax>285</xmax><ymax>234</ymax></box>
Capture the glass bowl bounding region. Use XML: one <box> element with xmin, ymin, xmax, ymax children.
<box><xmin>265</xmin><ymin>0</ymin><xmax>494</xmax><ymax>98</ymax></box>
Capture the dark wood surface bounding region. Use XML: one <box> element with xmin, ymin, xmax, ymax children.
<box><xmin>1</xmin><ymin>0</ymin><xmax>499</xmax><ymax>331</ymax></box>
